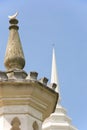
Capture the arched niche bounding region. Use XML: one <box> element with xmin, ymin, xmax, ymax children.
<box><xmin>32</xmin><ymin>121</ymin><xmax>39</xmax><ymax>130</ymax></box>
<box><xmin>10</xmin><ymin>117</ymin><xmax>21</xmax><ymax>130</ymax></box>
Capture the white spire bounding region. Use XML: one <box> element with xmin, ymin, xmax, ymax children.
<box><xmin>51</xmin><ymin>47</ymin><xmax>61</xmax><ymax>102</ymax></box>
<box><xmin>42</xmin><ymin>47</ymin><xmax>77</xmax><ymax>130</ymax></box>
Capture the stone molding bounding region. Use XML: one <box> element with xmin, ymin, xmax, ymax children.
<box><xmin>0</xmin><ymin>80</ymin><xmax>58</xmax><ymax>121</ymax></box>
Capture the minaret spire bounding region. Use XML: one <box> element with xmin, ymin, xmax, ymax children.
<box><xmin>4</xmin><ymin>12</ymin><xmax>25</xmax><ymax>71</ymax></box>
<box><xmin>51</xmin><ymin>47</ymin><xmax>61</xmax><ymax>103</ymax></box>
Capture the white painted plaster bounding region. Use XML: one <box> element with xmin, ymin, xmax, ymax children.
<box><xmin>0</xmin><ymin>105</ymin><xmax>42</xmax><ymax>130</ymax></box>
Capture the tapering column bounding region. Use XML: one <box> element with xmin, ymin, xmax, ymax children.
<box><xmin>4</xmin><ymin>13</ymin><xmax>25</xmax><ymax>71</ymax></box>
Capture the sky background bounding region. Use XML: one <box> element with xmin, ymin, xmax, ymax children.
<box><xmin>0</xmin><ymin>0</ymin><xmax>87</xmax><ymax>130</ymax></box>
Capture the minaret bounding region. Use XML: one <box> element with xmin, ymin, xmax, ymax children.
<box><xmin>42</xmin><ymin>47</ymin><xmax>77</xmax><ymax>130</ymax></box>
<box><xmin>0</xmin><ymin>13</ymin><xmax>58</xmax><ymax>130</ymax></box>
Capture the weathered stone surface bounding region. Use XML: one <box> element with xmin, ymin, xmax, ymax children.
<box><xmin>39</xmin><ymin>77</ymin><xmax>48</xmax><ymax>86</ymax></box>
<box><xmin>0</xmin><ymin>71</ymin><xmax>8</xmax><ymax>81</ymax></box>
<box><xmin>4</xmin><ymin>19</ymin><xmax>25</xmax><ymax>70</ymax></box>
<box><xmin>26</xmin><ymin>72</ymin><xmax>38</xmax><ymax>80</ymax></box>
<box><xmin>0</xmin><ymin>80</ymin><xmax>58</xmax><ymax>119</ymax></box>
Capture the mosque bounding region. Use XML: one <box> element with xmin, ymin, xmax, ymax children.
<box><xmin>0</xmin><ymin>13</ymin><xmax>77</xmax><ymax>130</ymax></box>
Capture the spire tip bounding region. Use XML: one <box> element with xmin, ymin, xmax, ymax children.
<box><xmin>52</xmin><ymin>43</ymin><xmax>55</xmax><ymax>47</ymax></box>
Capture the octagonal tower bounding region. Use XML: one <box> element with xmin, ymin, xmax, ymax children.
<box><xmin>0</xmin><ymin>13</ymin><xmax>58</xmax><ymax>130</ymax></box>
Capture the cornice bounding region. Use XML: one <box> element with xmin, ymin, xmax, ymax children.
<box><xmin>0</xmin><ymin>80</ymin><xmax>58</xmax><ymax>121</ymax></box>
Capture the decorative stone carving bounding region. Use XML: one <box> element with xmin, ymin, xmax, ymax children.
<box><xmin>39</xmin><ymin>77</ymin><xmax>48</xmax><ymax>85</ymax></box>
<box><xmin>0</xmin><ymin>71</ymin><xmax>8</xmax><ymax>81</ymax></box>
<box><xmin>26</xmin><ymin>71</ymin><xmax>38</xmax><ymax>80</ymax></box>
<box><xmin>10</xmin><ymin>117</ymin><xmax>21</xmax><ymax>130</ymax></box>
<box><xmin>14</xmin><ymin>69</ymin><xmax>27</xmax><ymax>79</ymax></box>
<box><xmin>32</xmin><ymin>121</ymin><xmax>39</xmax><ymax>130</ymax></box>
<box><xmin>50</xmin><ymin>83</ymin><xmax>57</xmax><ymax>91</ymax></box>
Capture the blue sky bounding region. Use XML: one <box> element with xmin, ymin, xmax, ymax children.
<box><xmin>0</xmin><ymin>0</ymin><xmax>87</xmax><ymax>129</ymax></box>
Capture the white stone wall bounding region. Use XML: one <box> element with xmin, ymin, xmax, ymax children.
<box><xmin>0</xmin><ymin>105</ymin><xmax>42</xmax><ymax>130</ymax></box>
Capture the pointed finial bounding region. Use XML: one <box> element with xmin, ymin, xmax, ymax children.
<box><xmin>8</xmin><ymin>12</ymin><xmax>18</xmax><ymax>20</ymax></box>
<box><xmin>4</xmin><ymin>13</ymin><xmax>25</xmax><ymax>71</ymax></box>
<box><xmin>51</xmin><ymin>47</ymin><xmax>58</xmax><ymax>89</ymax></box>
<box><xmin>51</xmin><ymin>47</ymin><xmax>61</xmax><ymax>103</ymax></box>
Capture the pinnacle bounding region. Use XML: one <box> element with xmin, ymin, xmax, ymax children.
<box><xmin>4</xmin><ymin>14</ymin><xmax>25</xmax><ymax>71</ymax></box>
